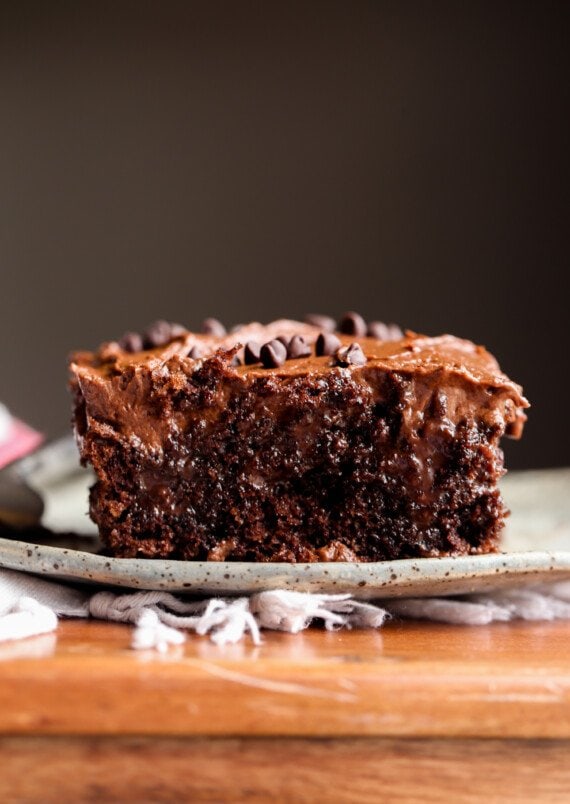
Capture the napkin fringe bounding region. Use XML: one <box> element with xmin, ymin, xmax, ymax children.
<box><xmin>1</xmin><ymin>568</ymin><xmax>570</xmax><ymax>649</ymax></box>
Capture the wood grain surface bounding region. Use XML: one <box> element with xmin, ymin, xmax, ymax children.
<box><xmin>1</xmin><ymin>736</ymin><xmax>570</xmax><ymax>803</ymax></box>
<box><xmin>0</xmin><ymin>618</ymin><xmax>569</xmax><ymax>739</ymax></box>
<box><xmin>1</xmin><ymin>617</ymin><xmax>569</xmax><ymax>801</ymax></box>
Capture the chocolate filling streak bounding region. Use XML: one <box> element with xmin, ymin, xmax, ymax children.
<box><xmin>70</xmin><ymin>320</ymin><xmax>528</xmax><ymax>561</ymax></box>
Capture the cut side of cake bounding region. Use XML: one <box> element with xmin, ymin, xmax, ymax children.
<box><xmin>69</xmin><ymin>315</ymin><xmax>528</xmax><ymax>561</ymax></box>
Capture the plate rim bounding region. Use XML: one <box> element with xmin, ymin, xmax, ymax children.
<box><xmin>1</xmin><ymin>535</ymin><xmax>570</xmax><ymax>598</ymax></box>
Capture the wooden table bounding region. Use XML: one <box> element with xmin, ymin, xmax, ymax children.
<box><xmin>0</xmin><ymin>618</ymin><xmax>569</xmax><ymax>802</ymax></box>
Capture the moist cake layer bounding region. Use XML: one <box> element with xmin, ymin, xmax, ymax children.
<box><xmin>69</xmin><ymin>317</ymin><xmax>528</xmax><ymax>561</ymax></box>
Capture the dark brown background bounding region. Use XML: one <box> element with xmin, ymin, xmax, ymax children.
<box><xmin>1</xmin><ymin>2</ymin><xmax>568</xmax><ymax>469</ymax></box>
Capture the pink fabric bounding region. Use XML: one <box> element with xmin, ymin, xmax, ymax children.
<box><xmin>0</xmin><ymin>419</ymin><xmax>43</xmax><ymax>469</ymax></box>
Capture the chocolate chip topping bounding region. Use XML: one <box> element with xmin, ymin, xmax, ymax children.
<box><xmin>367</xmin><ymin>321</ymin><xmax>403</xmax><ymax>341</ymax></box>
<box><xmin>276</xmin><ymin>335</ymin><xmax>290</xmax><ymax>348</ymax></box>
<box><xmin>118</xmin><ymin>331</ymin><xmax>143</xmax><ymax>353</ymax></box>
<box><xmin>244</xmin><ymin>341</ymin><xmax>262</xmax><ymax>365</ymax></box>
<box><xmin>287</xmin><ymin>335</ymin><xmax>311</xmax><ymax>359</ymax></box>
<box><xmin>143</xmin><ymin>320</ymin><xmax>174</xmax><ymax>349</ymax></box>
<box><xmin>338</xmin><ymin>311</ymin><xmax>367</xmax><ymax>338</ymax></box>
<box><xmin>316</xmin><ymin>332</ymin><xmax>341</xmax><ymax>356</ymax></box>
<box><xmin>335</xmin><ymin>342</ymin><xmax>367</xmax><ymax>367</ymax></box>
<box><xmin>187</xmin><ymin>345</ymin><xmax>205</xmax><ymax>359</ymax></box>
<box><xmin>169</xmin><ymin>323</ymin><xmax>187</xmax><ymax>338</ymax></box>
<box><xmin>304</xmin><ymin>313</ymin><xmax>336</xmax><ymax>332</ymax></box>
<box><xmin>231</xmin><ymin>354</ymin><xmax>242</xmax><ymax>367</ymax></box>
<box><xmin>260</xmin><ymin>339</ymin><xmax>287</xmax><ymax>368</ymax></box>
<box><xmin>202</xmin><ymin>318</ymin><xmax>227</xmax><ymax>337</ymax></box>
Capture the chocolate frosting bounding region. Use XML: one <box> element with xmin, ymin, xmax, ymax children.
<box><xmin>71</xmin><ymin>319</ymin><xmax>528</xmax><ymax>449</ymax></box>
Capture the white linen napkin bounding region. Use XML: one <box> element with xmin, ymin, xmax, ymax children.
<box><xmin>2</xmin><ymin>567</ymin><xmax>570</xmax><ymax>651</ymax></box>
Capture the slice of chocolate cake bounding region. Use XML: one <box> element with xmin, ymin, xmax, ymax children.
<box><xmin>69</xmin><ymin>315</ymin><xmax>528</xmax><ymax>562</ymax></box>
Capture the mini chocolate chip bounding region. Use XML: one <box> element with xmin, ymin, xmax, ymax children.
<box><xmin>143</xmin><ymin>320</ymin><xmax>173</xmax><ymax>348</ymax></box>
<box><xmin>367</xmin><ymin>321</ymin><xmax>403</xmax><ymax>341</ymax></box>
<box><xmin>338</xmin><ymin>311</ymin><xmax>367</xmax><ymax>337</ymax></box>
<box><xmin>287</xmin><ymin>335</ymin><xmax>311</xmax><ymax>359</ymax></box>
<box><xmin>169</xmin><ymin>322</ymin><xmax>187</xmax><ymax>338</ymax></box>
<box><xmin>316</xmin><ymin>332</ymin><xmax>341</xmax><ymax>356</ymax></box>
<box><xmin>260</xmin><ymin>339</ymin><xmax>287</xmax><ymax>368</ymax></box>
<box><xmin>335</xmin><ymin>342</ymin><xmax>367</xmax><ymax>367</ymax></box>
<box><xmin>202</xmin><ymin>317</ymin><xmax>227</xmax><ymax>336</ymax></box>
<box><xmin>97</xmin><ymin>343</ymin><xmax>120</xmax><ymax>364</ymax></box>
<box><xmin>187</xmin><ymin>345</ymin><xmax>205</xmax><ymax>359</ymax></box>
<box><xmin>118</xmin><ymin>331</ymin><xmax>143</xmax><ymax>353</ymax></box>
<box><xmin>244</xmin><ymin>341</ymin><xmax>262</xmax><ymax>364</ymax></box>
<box><xmin>276</xmin><ymin>335</ymin><xmax>290</xmax><ymax>348</ymax></box>
<box><xmin>231</xmin><ymin>354</ymin><xmax>242</xmax><ymax>366</ymax></box>
<box><xmin>304</xmin><ymin>313</ymin><xmax>336</xmax><ymax>331</ymax></box>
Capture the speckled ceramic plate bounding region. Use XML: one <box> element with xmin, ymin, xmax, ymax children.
<box><xmin>1</xmin><ymin>534</ymin><xmax>570</xmax><ymax>597</ymax></box>
<box><xmin>0</xmin><ymin>539</ymin><xmax>570</xmax><ymax>598</ymax></box>
<box><xmin>0</xmin><ymin>467</ymin><xmax>569</xmax><ymax>597</ymax></box>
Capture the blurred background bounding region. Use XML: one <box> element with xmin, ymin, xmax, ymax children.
<box><xmin>1</xmin><ymin>1</ymin><xmax>568</xmax><ymax>469</ymax></box>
